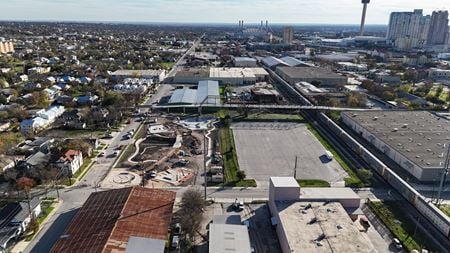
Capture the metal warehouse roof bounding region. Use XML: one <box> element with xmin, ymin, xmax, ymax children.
<box><xmin>168</xmin><ymin>88</ymin><xmax>197</xmax><ymax>104</ymax></box>
<box><xmin>51</xmin><ymin>187</ymin><xmax>176</xmax><ymax>253</ymax></box>
<box><xmin>262</xmin><ymin>56</ymin><xmax>288</xmax><ymax>68</ymax></box>
<box><xmin>196</xmin><ymin>80</ymin><xmax>220</xmax><ymax>105</ymax></box>
<box><xmin>209</xmin><ymin>224</ymin><xmax>252</xmax><ymax>253</ymax></box>
<box><xmin>280</xmin><ymin>56</ymin><xmax>305</xmax><ymax>67</ymax></box>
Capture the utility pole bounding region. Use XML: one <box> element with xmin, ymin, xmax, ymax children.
<box><xmin>293</xmin><ymin>156</ymin><xmax>298</xmax><ymax>179</ymax></box>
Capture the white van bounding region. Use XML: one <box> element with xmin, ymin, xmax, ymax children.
<box><xmin>325</xmin><ymin>151</ymin><xmax>334</xmax><ymax>161</ymax></box>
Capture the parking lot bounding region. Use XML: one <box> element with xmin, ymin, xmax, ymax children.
<box><xmin>232</xmin><ymin>122</ymin><xmax>348</xmax><ymax>187</ymax></box>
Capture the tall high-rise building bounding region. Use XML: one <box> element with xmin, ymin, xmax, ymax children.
<box><xmin>0</xmin><ymin>41</ymin><xmax>14</xmax><ymax>54</ymax></box>
<box><xmin>387</xmin><ymin>9</ymin><xmax>430</xmax><ymax>49</ymax></box>
<box><xmin>427</xmin><ymin>10</ymin><xmax>449</xmax><ymax>45</ymax></box>
<box><xmin>283</xmin><ymin>26</ymin><xmax>294</xmax><ymax>44</ymax></box>
<box><xmin>360</xmin><ymin>0</ymin><xmax>370</xmax><ymax>36</ymax></box>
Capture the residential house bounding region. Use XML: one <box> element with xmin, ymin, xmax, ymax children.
<box><xmin>0</xmin><ymin>156</ymin><xmax>16</xmax><ymax>173</ymax></box>
<box><xmin>0</xmin><ymin>197</ymin><xmax>41</xmax><ymax>253</ymax></box>
<box><xmin>76</xmin><ymin>94</ymin><xmax>98</xmax><ymax>106</ymax></box>
<box><xmin>20</xmin><ymin>106</ymin><xmax>65</xmax><ymax>134</ymax></box>
<box><xmin>0</xmin><ymin>122</ymin><xmax>10</xmax><ymax>133</ymax></box>
<box><xmin>17</xmin><ymin>137</ymin><xmax>55</xmax><ymax>154</ymax></box>
<box><xmin>27</xmin><ymin>67</ymin><xmax>51</xmax><ymax>75</ymax></box>
<box><xmin>56</xmin><ymin>95</ymin><xmax>75</xmax><ymax>106</ymax></box>
<box><xmin>23</xmin><ymin>82</ymin><xmax>41</xmax><ymax>91</ymax></box>
<box><xmin>15</xmin><ymin>151</ymin><xmax>51</xmax><ymax>177</ymax></box>
<box><xmin>54</xmin><ymin>150</ymin><xmax>83</xmax><ymax>175</ymax></box>
<box><xmin>62</xmin><ymin>110</ymin><xmax>86</xmax><ymax>129</ymax></box>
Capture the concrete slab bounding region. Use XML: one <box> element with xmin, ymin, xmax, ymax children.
<box><xmin>232</xmin><ymin>122</ymin><xmax>348</xmax><ymax>187</ymax></box>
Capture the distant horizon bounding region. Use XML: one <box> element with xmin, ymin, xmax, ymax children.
<box><xmin>1</xmin><ymin>0</ymin><xmax>448</xmax><ymax>24</ymax></box>
<box><xmin>0</xmin><ymin>19</ymin><xmax>389</xmax><ymax>27</ymax></box>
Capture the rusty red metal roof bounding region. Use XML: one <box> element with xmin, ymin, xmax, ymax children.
<box><xmin>50</xmin><ymin>187</ymin><xmax>176</xmax><ymax>253</ymax></box>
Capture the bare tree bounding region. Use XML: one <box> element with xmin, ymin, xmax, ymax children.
<box><xmin>179</xmin><ymin>188</ymin><xmax>204</xmax><ymax>246</ymax></box>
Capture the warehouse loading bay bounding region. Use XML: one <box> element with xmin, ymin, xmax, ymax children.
<box><xmin>232</xmin><ymin>122</ymin><xmax>348</xmax><ymax>187</ymax></box>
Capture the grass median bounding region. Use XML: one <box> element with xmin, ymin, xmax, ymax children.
<box><xmin>368</xmin><ymin>201</ymin><xmax>436</xmax><ymax>252</ymax></box>
<box><xmin>219</xmin><ymin>126</ymin><xmax>256</xmax><ymax>187</ymax></box>
<box><xmin>297</xmin><ymin>179</ymin><xmax>330</xmax><ymax>188</ymax></box>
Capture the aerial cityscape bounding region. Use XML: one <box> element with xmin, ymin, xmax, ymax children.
<box><xmin>1</xmin><ymin>0</ymin><xmax>450</xmax><ymax>253</ymax></box>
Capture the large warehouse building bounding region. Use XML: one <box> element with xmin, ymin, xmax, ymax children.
<box><xmin>276</xmin><ymin>67</ymin><xmax>348</xmax><ymax>87</ymax></box>
<box><xmin>168</xmin><ymin>80</ymin><xmax>220</xmax><ymax>105</ymax></box>
<box><xmin>341</xmin><ymin>111</ymin><xmax>450</xmax><ymax>182</ymax></box>
<box><xmin>173</xmin><ymin>67</ymin><xmax>268</xmax><ymax>85</ymax></box>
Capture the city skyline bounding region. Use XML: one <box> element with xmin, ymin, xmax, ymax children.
<box><xmin>0</xmin><ymin>0</ymin><xmax>449</xmax><ymax>24</ymax></box>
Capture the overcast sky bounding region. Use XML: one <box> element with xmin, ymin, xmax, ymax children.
<box><xmin>1</xmin><ymin>0</ymin><xmax>449</xmax><ymax>24</ymax></box>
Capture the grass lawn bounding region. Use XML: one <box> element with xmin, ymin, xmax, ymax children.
<box><xmin>306</xmin><ymin>123</ymin><xmax>364</xmax><ymax>188</ymax></box>
<box><xmin>26</xmin><ymin>200</ymin><xmax>57</xmax><ymax>241</ymax></box>
<box><xmin>73</xmin><ymin>157</ymin><xmax>93</xmax><ymax>179</ymax></box>
<box><xmin>297</xmin><ymin>179</ymin><xmax>330</xmax><ymax>187</ymax></box>
<box><xmin>117</xmin><ymin>144</ymin><xmax>137</xmax><ymax>165</ymax></box>
<box><xmin>438</xmin><ymin>205</ymin><xmax>450</xmax><ymax>218</ymax></box>
<box><xmin>160</xmin><ymin>62</ymin><xmax>175</xmax><ymax>70</ymax></box>
<box><xmin>243</xmin><ymin>113</ymin><xmax>304</xmax><ymax>122</ymax></box>
<box><xmin>219</xmin><ymin>126</ymin><xmax>256</xmax><ymax>187</ymax></box>
<box><xmin>368</xmin><ymin>201</ymin><xmax>436</xmax><ymax>252</ymax></box>
<box><xmin>439</xmin><ymin>90</ymin><xmax>449</xmax><ymax>102</ymax></box>
<box><xmin>134</xmin><ymin>123</ymin><xmax>146</xmax><ymax>140</ymax></box>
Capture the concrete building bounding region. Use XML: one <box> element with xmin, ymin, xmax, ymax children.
<box><xmin>341</xmin><ymin>111</ymin><xmax>450</xmax><ymax>182</ymax></box>
<box><xmin>429</xmin><ymin>68</ymin><xmax>450</xmax><ymax>81</ymax></box>
<box><xmin>283</xmin><ymin>26</ymin><xmax>294</xmax><ymax>44</ymax></box>
<box><xmin>387</xmin><ymin>9</ymin><xmax>430</xmax><ymax>49</ymax></box>
<box><xmin>110</xmin><ymin>69</ymin><xmax>166</xmax><ymax>83</ymax></box>
<box><xmin>268</xmin><ymin>177</ymin><xmax>372</xmax><ymax>253</ymax></box>
<box><xmin>276</xmin><ymin>67</ymin><xmax>347</xmax><ymax>87</ymax></box>
<box><xmin>427</xmin><ymin>10</ymin><xmax>449</xmax><ymax>45</ymax></box>
<box><xmin>360</xmin><ymin>0</ymin><xmax>370</xmax><ymax>36</ymax></box>
<box><xmin>0</xmin><ymin>42</ymin><xmax>14</xmax><ymax>54</ymax></box>
<box><xmin>51</xmin><ymin>187</ymin><xmax>176</xmax><ymax>253</ymax></box>
<box><xmin>173</xmin><ymin>68</ymin><xmax>268</xmax><ymax>85</ymax></box>
<box><xmin>233</xmin><ymin>57</ymin><xmax>257</xmax><ymax>67</ymax></box>
<box><xmin>209</xmin><ymin>67</ymin><xmax>268</xmax><ymax>85</ymax></box>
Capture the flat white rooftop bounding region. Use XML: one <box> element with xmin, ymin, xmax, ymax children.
<box><xmin>270</xmin><ymin>177</ymin><xmax>299</xmax><ymax>188</ymax></box>
<box><xmin>209</xmin><ymin>224</ymin><xmax>252</xmax><ymax>253</ymax></box>
<box><xmin>276</xmin><ymin>201</ymin><xmax>374</xmax><ymax>253</ymax></box>
<box><xmin>300</xmin><ymin>187</ymin><xmax>360</xmax><ymax>200</ymax></box>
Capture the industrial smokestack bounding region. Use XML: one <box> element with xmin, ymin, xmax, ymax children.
<box><xmin>360</xmin><ymin>0</ymin><xmax>370</xmax><ymax>36</ymax></box>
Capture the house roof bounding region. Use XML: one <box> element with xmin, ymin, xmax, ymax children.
<box><xmin>60</xmin><ymin>150</ymin><xmax>81</xmax><ymax>162</ymax></box>
<box><xmin>51</xmin><ymin>187</ymin><xmax>176</xmax><ymax>253</ymax></box>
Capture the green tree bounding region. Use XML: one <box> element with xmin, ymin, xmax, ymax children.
<box><xmin>357</xmin><ymin>168</ymin><xmax>373</xmax><ymax>184</ymax></box>
<box><xmin>102</xmin><ymin>91</ymin><xmax>125</xmax><ymax>107</ymax></box>
<box><xmin>237</xmin><ymin>170</ymin><xmax>246</xmax><ymax>181</ymax></box>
